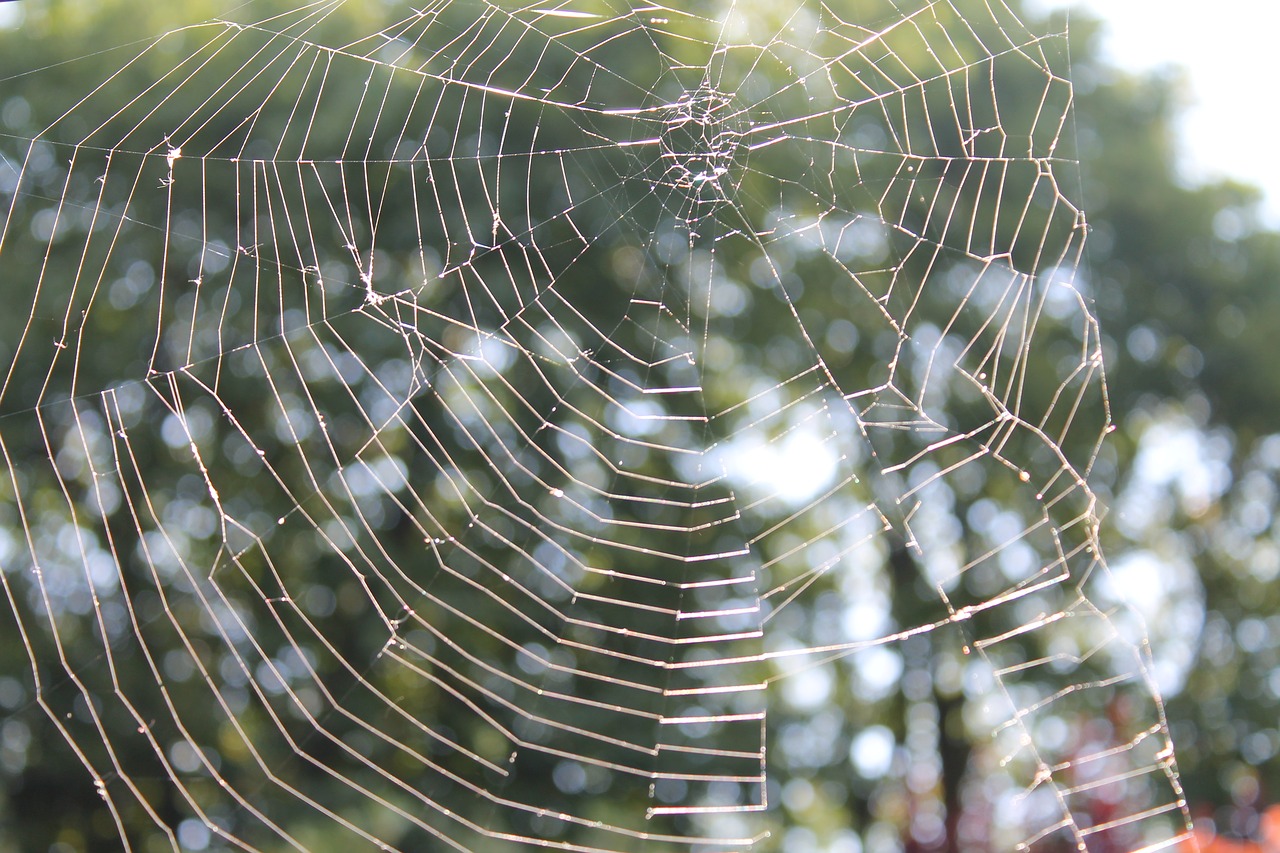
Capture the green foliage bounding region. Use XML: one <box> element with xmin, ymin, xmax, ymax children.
<box><xmin>0</xmin><ymin>1</ymin><xmax>1276</xmax><ymax>851</ymax></box>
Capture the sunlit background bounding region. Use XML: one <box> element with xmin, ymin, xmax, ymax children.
<box><xmin>1</xmin><ymin>1</ymin><xmax>1278</xmax><ymax>851</ymax></box>
<box><xmin>1036</xmin><ymin>0</ymin><xmax>1280</xmax><ymax>225</ymax></box>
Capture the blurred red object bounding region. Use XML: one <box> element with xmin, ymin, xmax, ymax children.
<box><xmin>1181</xmin><ymin>804</ymin><xmax>1280</xmax><ymax>852</ymax></box>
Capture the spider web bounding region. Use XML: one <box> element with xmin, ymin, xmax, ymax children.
<box><xmin>0</xmin><ymin>0</ymin><xmax>1193</xmax><ymax>850</ymax></box>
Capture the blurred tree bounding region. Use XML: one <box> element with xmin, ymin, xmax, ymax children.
<box><xmin>0</xmin><ymin>1</ymin><xmax>1275</xmax><ymax>852</ymax></box>
<box><xmin>1075</xmin><ymin>44</ymin><xmax>1280</xmax><ymax>822</ymax></box>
